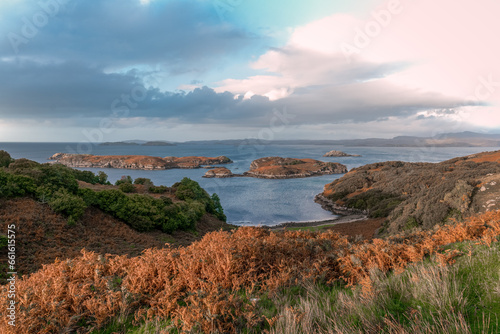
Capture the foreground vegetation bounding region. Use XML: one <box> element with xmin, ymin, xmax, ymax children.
<box><xmin>1</xmin><ymin>210</ymin><xmax>499</xmax><ymax>333</ymax></box>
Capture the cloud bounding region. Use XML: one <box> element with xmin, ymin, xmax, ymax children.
<box><xmin>1</xmin><ymin>0</ymin><xmax>499</xmax><ymax>142</ymax></box>
<box><xmin>1</xmin><ymin>0</ymin><xmax>253</xmax><ymax>73</ymax></box>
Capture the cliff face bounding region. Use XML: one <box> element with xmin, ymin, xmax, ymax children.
<box><xmin>49</xmin><ymin>153</ymin><xmax>232</xmax><ymax>170</ymax></box>
<box><xmin>318</xmin><ymin>150</ymin><xmax>500</xmax><ymax>235</ymax></box>
<box><xmin>244</xmin><ymin>157</ymin><xmax>347</xmax><ymax>179</ymax></box>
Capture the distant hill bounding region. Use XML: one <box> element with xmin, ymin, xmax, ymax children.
<box><xmin>181</xmin><ymin>131</ymin><xmax>500</xmax><ymax>147</ymax></box>
<box><xmin>101</xmin><ymin>132</ymin><xmax>500</xmax><ymax>147</ymax></box>
<box><xmin>100</xmin><ymin>140</ymin><xmax>176</xmax><ymax>146</ymax></box>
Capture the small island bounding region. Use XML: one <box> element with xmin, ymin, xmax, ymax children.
<box><xmin>49</xmin><ymin>153</ymin><xmax>232</xmax><ymax>170</ymax></box>
<box><xmin>203</xmin><ymin>167</ymin><xmax>235</xmax><ymax>178</ymax></box>
<box><xmin>203</xmin><ymin>157</ymin><xmax>347</xmax><ymax>179</ymax></box>
<box><xmin>323</xmin><ymin>150</ymin><xmax>361</xmax><ymax>157</ymax></box>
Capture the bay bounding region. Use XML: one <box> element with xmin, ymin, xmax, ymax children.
<box><xmin>0</xmin><ymin>142</ymin><xmax>496</xmax><ymax>226</ymax></box>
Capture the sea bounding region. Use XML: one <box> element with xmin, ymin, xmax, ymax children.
<box><xmin>0</xmin><ymin>142</ymin><xmax>497</xmax><ymax>226</ymax></box>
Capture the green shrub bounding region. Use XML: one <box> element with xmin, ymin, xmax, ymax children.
<box><xmin>0</xmin><ymin>234</ymin><xmax>7</xmax><ymax>249</ymax></box>
<box><xmin>97</xmin><ymin>171</ymin><xmax>110</xmax><ymax>185</ymax></box>
<box><xmin>119</xmin><ymin>182</ymin><xmax>135</xmax><ymax>193</ymax></box>
<box><xmin>210</xmin><ymin>193</ymin><xmax>226</xmax><ymax>222</ymax></box>
<box><xmin>0</xmin><ymin>171</ymin><xmax>37</xmax><ymax>198</ymax></box>
<box><xmin>70</xmin><ymin>169</ymin><xmax>109</xmax><ymax>185</ymax></box>
<box><xmin>134</xmin><ymin>178</ymin><xmax>154</xmax><ymax>185</ymax></box>
<box><xmin>38</xmin><ymin>164</ymin><xmax>79</xmax><ymax>193</ymax></box>
<box><xmin>174</xmin><ymin>177</ymin><xmax>209</xmax><ymax>202</ymax></box>
<box><xmin>149</xmin><ymin>185</ymin><xmax>169</xmax><ymax>194</ymax></box>
<box><xmin>115</xmin><ymin>176</ymin><xmax>133</xmax><ymax>186</ymax></box>
<box><xmin>0</xmin><ymin>151</ymin><xmax>13</xmax><ymax>168</ymax></box>
<box><xmin>160</xmin><ymin>196</ymin><xmax>173</xmax><ymax>205</ymax></box>
<box><xmin>48</xmin><ymin>189</ymin><xmax>87</xmax><ymax>223</ymax></box>
<box><xmin>77</xmin><ymin>188</ymin><xmax>98</xmax><ymax>206</ymax></box>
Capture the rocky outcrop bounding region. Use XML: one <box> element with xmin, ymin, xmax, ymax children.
<box><xmin>323</xmin><ymin>150</ymin><xmax>361</xmax><ymax>157</ymax></box>
<box><xmin>243</xmin><ymin>157</ymin><xmax>347</xmax><ymax>179</ymax></box>
<box><xmin>203</xmin><ymin>167</ymin><xmax>235</xmax><ymax>178</ymax></box>
<box><xmin>317</xmin><ymin>150</ymin><xmax>500</xmax><ymax>235</ymax></box>
<box><xmin>49</xmin><ymin>153</ymin><xmax>232</xmax><ymax>170</ymax></box>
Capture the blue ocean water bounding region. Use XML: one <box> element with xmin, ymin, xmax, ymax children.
<box><xmin>0</xmin><ymin>142</ymin><xmax>496</xmax><ymax>226</ymax></box>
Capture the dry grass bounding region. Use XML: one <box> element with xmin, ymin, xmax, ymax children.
<box><xmin>1</xmin><ymin>211</ymin><xmax>499</xmax><ymax>333</ymax></box>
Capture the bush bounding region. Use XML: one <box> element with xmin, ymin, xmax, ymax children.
<box><xmin>149</xmin><ymin>185</ymin><xmax>169</xmax><ymax>194</ymax></box>
<box><xmin>77</xmin><ymin>188</ymin><xmax>98</xmax><ymax>206</ymax></box>
<box><xmin>0</xmin><ymin>171</ymin><xmax>37</xmax><ymax>198</ymax></box>
<box><xmin>119</xmin><ymin>183</ymin><xmax>135</xmax><ymax>193</ymax></box>
<box><xmin>134</xmin><ymin>178</ymin><xmax>154</xmax><ymax>186</ymax></box>
<box><xmin>38</xmin><ymin>164</ymin><xmax>79</xmax><ymax>194</ymax></box>
<box><xmin>0</xmin><ymin>150</ymin><xmax>13</xmax><ymax>168</ymax></box>
<box><xmin>48</xmin><ymin>189</ymin><xmax>87</xmax><ymax>223</ymax></box>
<box><xmin>174</xmin><ymin>177</ymin><xmax>209</xmax><ymax>202</ymax></box>
<box><xmin>0</xmin><ymin>234</ymin><xmax>7</xmax><ymax>249</ymax></box>
<box><xmin>72</xmin><ymin>169</ymin><xmax>100</xmax><ymax>184</ymax></box>
<box><xmin>211</xmin><ymin>193</ymin><xmax>226</xmax><ymax>222</ymax></box>
<box><xmin>97</xmin><ymin>171</ymin><xmax>110</xmax><ymax>185</ymax></box>
<box><xmin>115</xmin><ymin>176</ymin><xmax>133</xmax><ymax>186</ymax></box>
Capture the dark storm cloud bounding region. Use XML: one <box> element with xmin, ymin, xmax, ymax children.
<box><xmin>0</xmin><ymin>59</ymin><xmax>468</xmax><ymax>127</ymax></box>
<box><xmin>1</xmin><ymin>0</ymin><xmax>252</xmax><ymax>71</ymax></box>
<box><xmin>0</xmin><ymin>60</ymin><xmax>272</xmax><ymax>122</ymax></box>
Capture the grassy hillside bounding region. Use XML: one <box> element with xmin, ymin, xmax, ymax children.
<box><xmin>320</xmin><ymin>150</ymin><xmax>500</xmax><ymax>235</ymax></box>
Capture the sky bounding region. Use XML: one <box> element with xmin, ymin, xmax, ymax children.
<box><xmin>0</xmin><ymin>0</ymin><xmax>499</xmax><ymax>142</ymax></box>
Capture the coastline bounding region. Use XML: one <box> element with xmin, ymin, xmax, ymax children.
<box><xmin>268</xmin><ymin>213</ymin><xmax>368</xmax><ymax>230</ymax></box>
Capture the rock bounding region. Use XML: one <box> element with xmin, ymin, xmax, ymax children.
<box><xmin>243</xmin><ymin>157</ymin><xmax>347</xmax><ymax>179</ymax></box>
<box><xmin>49</xmin><ymin>153</ymin><xmax>232</xmax><ymax>170</ymax></box>
<box><xmin>203</xmin><ymin>167</ymin><xmax>234</xmax><ymax>178</ymax></box>
<box><xmin>323</xmin><ymin>150</ymin><xmax>361</xmax><ymax>157</ymax></box>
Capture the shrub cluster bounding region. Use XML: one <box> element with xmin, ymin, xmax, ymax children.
<box><xmin>0</xmin><ymin>152</ymin><xmax>225</xmax><ymax>232</ymax></box>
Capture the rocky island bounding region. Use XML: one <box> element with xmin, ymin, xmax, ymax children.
<box><xmin>203</xmin><ymin>157</ymin><xmax>347</xmax><ymax>179</ymax></box>
<box><xmin>49</xmin><ymin>153</ymin><xmax>232</xmax><ymax>170</ymax></box>
<box><xmin>203</xmin><ymin>167</ymin><xmax>235</xmax><ymax>178</ymax></box>
<box><xmin>316</xmin><ymin>150</ymin><xmax>500</xmax><ymax>235</ymax></box>
<box><xmin>323</xmin><ymin>150</ymin><xmax>361</xmax><ymax>157</ymax></box>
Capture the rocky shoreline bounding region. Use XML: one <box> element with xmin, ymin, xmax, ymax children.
<box><xmin>204</xmin><ymin>157</ymin><xmax>347</xmax><ymax>179</ymax></box>
<box><xmin>314</xmin><ymin>194</ymin><xmax>368</xmax><ymax>216</ymax></box>
<box><xmin>268</xmin><ymin>213</ymin><xmax>368</xmax><ymax>230</ymax></box>
<box><xmin>49</xmin><ymin>153</ymin><xmax>232</xmax><ymax>170</ymax></box>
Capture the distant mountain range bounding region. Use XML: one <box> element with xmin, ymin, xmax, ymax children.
<box><xmin>113</xmin><ymin>132</ymin><xmax>500</xmax><ymax>148</ymax></box>
<box><xmin>100</xmin><ymin>140</ymin><xmax>176</xmax><ymax>146</ymax></box>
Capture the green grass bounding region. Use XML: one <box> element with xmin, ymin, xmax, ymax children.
<box><xmin>269</xmin><ymin>240</ymin><xmax>500</xmax><ymax>334</ymax></box>
<box><xmin>93</xmin><ymin>240</ymin><xmax>500</xmax><ymax>333</ymax></box>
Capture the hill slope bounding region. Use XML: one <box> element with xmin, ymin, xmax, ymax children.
<box><xmin>318</xmin><ymin>150</ymin><xmax>500</xmax><ymax>235</ymax></box>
